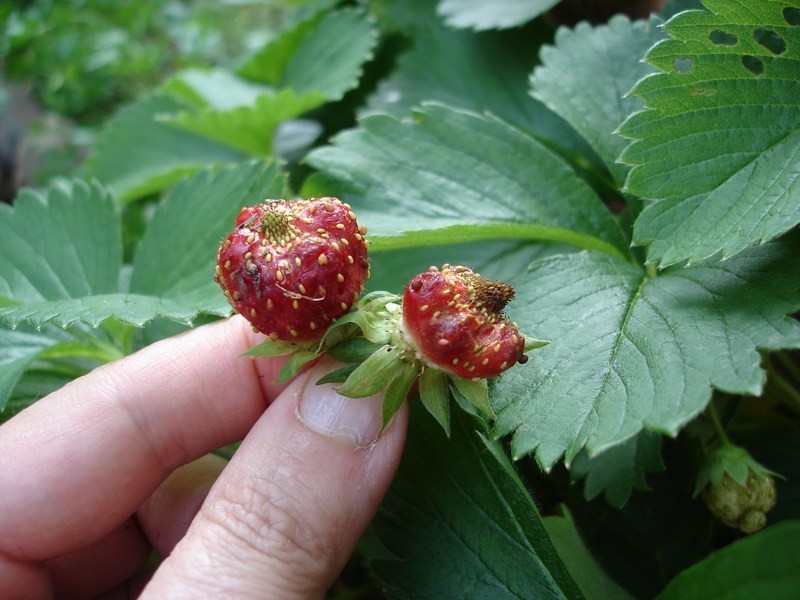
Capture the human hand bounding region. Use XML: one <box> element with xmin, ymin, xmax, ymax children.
<box><xmin>0</xmin><ymin>316</ymin><xmax>408</xmax><ymax>598</ymax></box>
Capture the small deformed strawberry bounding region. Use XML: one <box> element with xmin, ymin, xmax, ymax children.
<box><xmin>400</xmin><ymin>265</ymin><xmax>526</xmax><ymax>379</ymax></box>
<box><xmin>214</xmin><ymin>197</ymin><xmax>369</xmax><ymax>342</ymax></box>
<box><xmin>329</xmin><ymin>264</ymin><xmax>546</xmax><ymax>434</ymax></box>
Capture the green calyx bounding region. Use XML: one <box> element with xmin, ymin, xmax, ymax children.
<box><xmin>244</xmin><ymin>288</ymin><xmax>548</xmax><ymax>433</ymax></box>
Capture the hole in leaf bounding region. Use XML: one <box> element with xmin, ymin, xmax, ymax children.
<box><xmin>742</xmin><ymin>55</ymin><xmax>765</xmax><ymax>76</ymax></box>
<box><xmin>709</xmin><ymin>29</ymin><xmax>738</xmax><ymax>45</ymax></box>
<box><xmin>673</xmin><ymin>57</ymin><xmax>693</xmax><ymax>73</ymax></box>
<box><xmin>754</xmin><ymin>28</ymin><xmax>787</xmax><ymax>54</ymax></box>
<box><xmin>784</xmin><ymin>7</ymin><xmax>800</xmax><ymax>26</ymax></box>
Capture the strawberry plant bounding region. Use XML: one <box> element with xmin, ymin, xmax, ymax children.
<box><xmin>2</xmin><ymin>0</ymin><xmax>800</xmax><ymax>597</ymax></box>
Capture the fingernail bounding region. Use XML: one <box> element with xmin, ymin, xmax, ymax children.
<box><xmin>297</xmin><ymin>362</ymin><xmax>383</xmax><ymax>448</ymax></box>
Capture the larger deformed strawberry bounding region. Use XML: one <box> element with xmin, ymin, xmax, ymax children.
<box><xmin>214</xmin><ymin>197</ymin><xmax>369</xmax><ymax>342</ymax></box>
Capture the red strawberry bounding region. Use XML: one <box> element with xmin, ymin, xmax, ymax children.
<box><xmin>214</xmin><ymin>197</ymin><xmax>369</xmax><ymax>342</ymax></box>
<box><xmin>400</xmin><ymin>265</ymin><xmax>525</xmax><ymax>379</ymax></box>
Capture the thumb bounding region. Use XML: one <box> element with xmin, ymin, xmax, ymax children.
<box><xmin>141</xmin><ymin>357</ymin><xmax>408</xmax><ymax>599</ymax></box>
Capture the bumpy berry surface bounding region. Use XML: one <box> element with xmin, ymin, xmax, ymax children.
<box><xmin>401</xmin><ymin>265</ymin><xmax>525</xmax><ymax>379</ymax></box>
<box><xmin>215</xmin><ymin>197</ymin><xmax>369</xmax><ymax>342</ymax></box>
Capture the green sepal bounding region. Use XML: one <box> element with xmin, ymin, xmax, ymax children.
<box><xmin>523</xmin><ymin>336</ymin><xmax>549</xmax><ymax>353</ymax></box>
<box><xmin>693</xmin><ymin>445</ymin><xmax>780</xmax><ymax>497</ymax></box>
<box><xmin>316</xmin><ymin>364</ymin><xmax>358</xmax><ymax>385</ymax></box>
<box><xmin>276</xmin><ymin>349</ymin><xmax>320</xmax><ymax>384</ymax></box>
<box><xmin>244</xmin><ymin>338</ymin><xmax>305</xmax><ymax>358</ymax></box>
<box><xmin>450</xmin><ymin>376</ymin><xmax>495</xmax><ymax>419</ymax></box>
<box><xmin>336</xmin><ymin>344</ymin><xmax>404</xmax><ymax>398</ymax></box>
<box><xmin>327</xmin><ymin>337</ymin><xmax>385</xmax><ymax>363</ymax></box>
<box><xmin>381</xmin><ymin>359</ymin><xmax>419</xmax><ymax>429</ymax></box>
<box><xmin>418</xmin><ymin>367</ymin><xmax>451</xmax><ymax>437</ymax></box>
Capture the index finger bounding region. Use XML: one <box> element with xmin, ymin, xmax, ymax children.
<box><xmin>0</xmin><ymin>316</ymin><xmax>284</xmax><ymax>561</ymax></box>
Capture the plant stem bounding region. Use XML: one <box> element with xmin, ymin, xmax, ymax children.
<box><xmin>645</xmin><ymin>262</ymin><xmax>658</xmax><ymax>279</ymax></box>
<box><xmin>765</xmin><ymin>358</ymin><xmax>800</xmax><ymax>416</ymax></box>
<box><xmin>707</xmin><ymin>400</ymin><xmax>732</xmax><ymax>447</ymax></box>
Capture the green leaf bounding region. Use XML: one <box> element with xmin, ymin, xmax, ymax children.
<box><xmin>162</xmin><ymin>89</ymin><xmax>326</xmax><ymax>156</ymax></box>
<box><xmin>437</xmin><ymin>0</ymin><xmax>558</xmax><ymax>31</ymax></box>
<box><xmin>83</xmin><ymin>92</ymin><xmax>243</xmax><ymax>203</ymax></box>
<box><xmin>619</xmin><ymin>0</ymin><xmax>800</xmax><ymax>267</ymax></box>
<box><xmin>571</xmin><ymin>431</ymin><xmax>664</xmax><ymax>508</ymax></box>
<box><xmin>418</xmin><ymin>367</ymin><xmax>451</xmax><ymax>436</ymax></box>
<box><xmin>0</xmin><ymin>294</ymin><xmax>222</xmax><ymax>329</ymax></box>
<box><xmin>129</xmin><ymin>160</ymin><xmax>286</xmax><ymax>312</ymax></box>
<box><xmin>369</xmin><ymin>403</ymin><xmax>582</xmax><ymax>599</ymax></box>
<box><xmin>0</xmin><ymin>180</ymin><xmax>120</xmax><ymax>303</ymax></box>
<box><xmin>0</xmin><ymin>327</ymin><xmax>63</xmax><ymax>412</ymax></box>
<box><xmin>164</xmin><ymin>68</ymin><xmax>274</xmax><ymax>110</ymax></box>
<box><xmin>238</xmin><ymin>7</ymin><xmax>377</xmax><ymax>101</ymax></box>
<box><xmin>365</xmin><ymin>12</ymin><xmax>592</xmax><ymax>157</ymax></box>
<box><xmin>531</xmin><ymin>16</ymin><xmax>667</xmax><ymax>186</ymax></box>
<box><xmin>307</xmin><ymin>103</ymin><xmax>627</xmax><ymax>257</ymax></box>
<box><xmin>336</xmin><ymin>345</ymin><xmax>404</xmax><ymax>398</ymax></box>
<box><xmin>656</xmin><ymin>521</ymin><xmax>800</xmax><ymax>600</ymax></box>
<box><xmin>493</xmin><ymin>235</ymin><xmax>800</xmax><ymax>470</ymax></box>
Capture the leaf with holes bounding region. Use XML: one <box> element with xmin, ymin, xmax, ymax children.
<box><xmin>618</xmin><ymin>0</ymin><xmax>800</xmax><ymax>267</ymax></box>
<box><xmin>492</xmin><ymin>234</ymin><xmax>800</xmax><ymax>471</ymax></box>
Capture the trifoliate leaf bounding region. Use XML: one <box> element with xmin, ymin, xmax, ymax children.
<box><xmin>418</xmin><ymin>367</ymin><xmax>451</xmax><ymax>436</ymax></box>
<box><xmin>238</xmin><ymin>7</ymin><xmax>377</xmax><ymax>102</ymax></box>
<box><xmin>494</xmin><ymin>235</ymin><xmax>800</xmax><ymax>471</ymax></box>
<box><xmin>369</xmin><ymin>403</ymin><xmax>582</xmax><ymax>599</ymax></box>
<box><xmin>437</xmin><ymin>0</ymin><xmax>558</xmax><ymax>31</ymax></box>
<box><xmin>619</xmin><ymin>0</ymin><xmax>800</xmax><ymax>267</ymax></box>
<box><xmin>531</xmin><ymin>15</ymin><xmax>667</xmax><ymax>186</ymax></box>
<box><xmin>656</xmin><ymin>521</ymin><xmax>800</xmax><ymax>600</ymax></box>
<box><xmin>571</xmin><ymin>431</ymin><xmax>665</xmax><ymax>508</ymax></box>
<box><xmin>307</xmin><ymin>103</ymin><xmax>628</xmax><ymax>258</ymax></box>
<box><xmin>83</xmin><ymin>92</ymin><xmax>243</xmax><ymax>203</ymax></box>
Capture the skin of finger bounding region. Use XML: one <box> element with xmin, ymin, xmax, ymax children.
<box><xmin>137</xmin><ymin>454</ymin><xmax>228</xmax><ymax>557</ymax></box>
<box><xmin>44</xmin><ymin>517</ymin><xmax>151</xmax><ymax>600</ymax></box>
<box><xmin>0</xmin><ymin>316</ymin><xmax>286</xmax><ymax>564</ymax></box>
<box><xmin>141</xmin><ymin>366</ymin><xmax>409</xmax><ymax>599</ymax></box>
